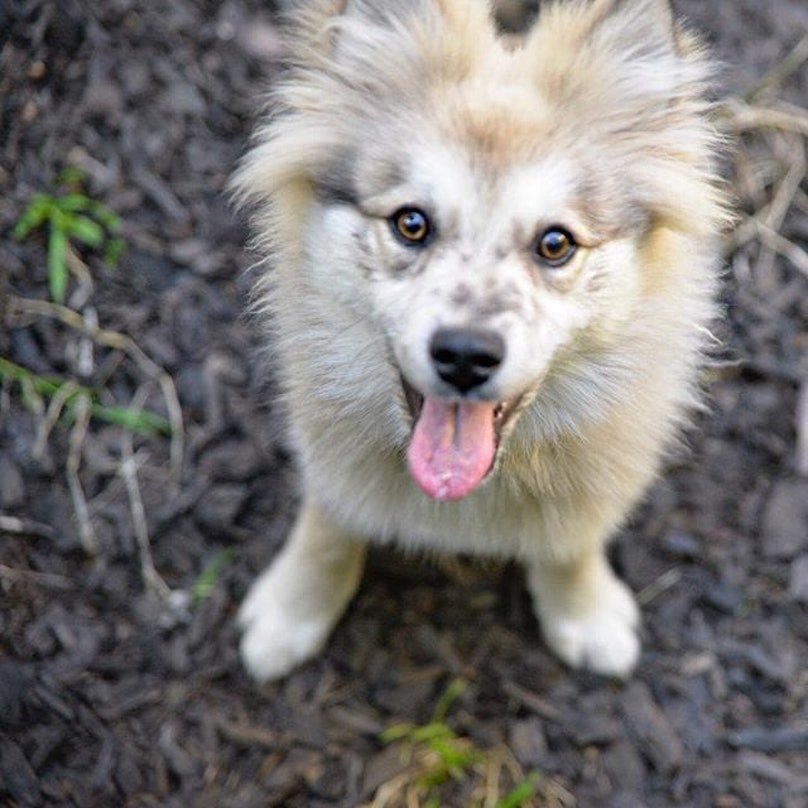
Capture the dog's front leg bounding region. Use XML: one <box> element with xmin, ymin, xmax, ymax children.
<box><xmin>525</xmin><ymin>544</ymin><xmax>640</xmax><ymax>679</ymax></box>
<box><xmin>238</xmin><ymin>503</ymin><xmax>367</xmax><ymax>683</ymax></box>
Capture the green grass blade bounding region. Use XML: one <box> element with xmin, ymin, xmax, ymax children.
<box><xmin>56</xmin><ymin>166</ymin><xmax>87</xmax><ymax>188</ymax></box>
<box><xmin>92</xmin><ymin>404</ymin><xmax>172</xmax><ymax>436</ymax></box>
<box><xmin>65</xmin><ymin>214</ymin><xmax>105</xmax><ymax>247</ymax></box>
<box><xmin>411</xmin><ymin>722</ymin><xmax>455</xmax><ymax>745</ymax></box>
<box><xmin>55</xmin><ymin>193</ymin><xmax>94</xmax><ymax>213</ymax></box>
<box><xmin>87</xmin><ymin>200</ymin><xmax>122</xmax><ymax>232</ymax></box>
<box><xmin>104</xmin><ymin>237</ymin><xmax>125</xmax><ymax>267</ymax></box>
<box><xmin>192</xmin><ymin>550</ymin><xmax>236</xmax><ymax>604</ymax></box>
<box><xmin>432</xmin><ymin>678</ymin><xmax>467</xmax><ymax>724</ymax></box>
<box><xmin>494</xmin><ymin>772</ymin><xmax>540</xmax><ymax>808</ymax></box>
<box><xmin>13</xmin><ymin>195</ymin><xmax>52</xmax><ymax>239</ymax></box>
<box><xmin>47</xmin><ymin>225</ymin><xmax>69</xmax><ymax>303</ymax></box>
<box><xmin>380</xmin><ymin>723</ymin><xmax>417</xmax><ymax>743</ymax></box>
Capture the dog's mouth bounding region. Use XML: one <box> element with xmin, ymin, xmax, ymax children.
<box><xmin>402</xmin><ymin>377</ymin><xmax>521</xmax><ymax>502</ymax></box>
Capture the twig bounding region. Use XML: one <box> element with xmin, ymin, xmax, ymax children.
<box><xmin>0</xmin><ymin>514</ymin><xmax>54</xmax><ymax>539</ymax></box>
<box><xmin>637</xmin><ymin>567</ymin><xmax>682</xmax><ymax>606</ymax></box>
<box><xmin>723</xmin><ymin>100</ymin><xmax>808</xmax><ymax>137</ymax></box>
<box><xmin>755</xmin><ymin>222</ymin><xmax>808</xmax><ymax>278</ymax></box>
<box><xmin>480</xmin><ymin>745</ymin><xmax>530</xmax><ymax>808</ymax></box>
<box><xmin>33</xmin><ymin>379</ymin><xmax>78</xmax><ymax>460</ymax></box>
<box><xmin>66</xmin><ymin>393</ymin><xmax>98</xmax><ymax>555</ymax></box>
<box><xmin>745</xmin><ymin>33</ymin><xmax>808</xmax><ymax>103</ymax></box>
<box><xmin>502</xmin><ymin>681</ymin><xmax>564</xmax><ymax>723</ymax></box>
<box><xmin>0</xmin><ymin>563</ymin><xmax>73</xmax><ymax>591</ymax></box>
<box><xmin>796</xmin><ymin>381</ymin><xmax>808</xmax><ymax>477</ymax></box>
<box><xmin>76</xmin><ymin>305</ymin><xmax>97</xmax><ymax>378</ymax></box>
<box><xmin>119</xmin><ymin>386</ymin><xmax>188</xmax><ymax>611</ymax></box>
<box><xmin>215</xmin><ymin>719</ymin><xmax>280</xmax><ymax>750</ymax></box>
<box><xmin>158</xmin><ymin>372</ymin><xmax>184</xmax><ymax>483</ymax></box>
<box><xmin>9</xmin><ymin>294</ymin><xmax>184</xmax><ymax>479</ymax></box>
<box><xmin>66</xmin><ymin>245</ymin><xmax>94</xmax><ymax>309</ymax></box>
<box><xmin>763</xmin><ymin>141</ymin><xmax>807</xmax><ymax>233</ymax></box>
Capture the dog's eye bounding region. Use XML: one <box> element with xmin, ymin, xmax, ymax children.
<box><xmin>391</xmin><ymin>208</ymin><xmax>431</xmax><ymax>245</ymax></box>
<box><xmin>533</xmin><ymin>227</ymin><xmax>577</xmax><ymax>267</ymax></box>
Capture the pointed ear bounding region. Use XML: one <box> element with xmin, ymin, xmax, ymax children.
<box><xmin>596</xmin><ymin>0</ymin><xmax>678</xmax><ymax>54</ymax></box>
<box><xmin>527</xmin><ymin>0</ymin><xmax>708</xmax><ymax>106</ymax></box>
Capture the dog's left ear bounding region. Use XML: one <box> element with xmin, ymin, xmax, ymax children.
<box><xmin>528</xmin><ymin>0</ymin><xmax>706</xmax><ymax>102</ymax></box>
<box><xmin>586</xmin><ymin>0</ymin><xmax>681</xmax><ymax>56</ymax></box>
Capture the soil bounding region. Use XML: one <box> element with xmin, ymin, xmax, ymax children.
<box><xmin>1</xmin><ymin>1</ymin><xmax>807</xmax><ymax>807</ymax></box>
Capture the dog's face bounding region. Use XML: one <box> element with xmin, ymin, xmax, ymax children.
<box><xmin>309</xmin><ymin>113</ymin><xmax>647</xmax><ymax>498</ymax></box>
<box><xmin>235</xmin><ymin>0</ymin><xmax>725</xmax><ymax>501</ymax></box>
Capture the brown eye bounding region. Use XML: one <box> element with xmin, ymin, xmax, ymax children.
<box><xmin>391</xmin><ymin>208</ymin><xmax>431</xmax><ymax>245</ymax></box>
<box><xmin>534</xmin><ymin>227</ymin><xmax>576</xmax><ymax>267</ymax></box>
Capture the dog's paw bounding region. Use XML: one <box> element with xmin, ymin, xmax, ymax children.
<box><xmin>538</xmin><ymin>576</ymin><xmax>640</xmax><ymax>679</ymax></box>
<box><xmin>238</xmin><ymin>572</ymin><xmax>331</xmax><ymax>683</ymax></box>
<box><xmin>239</xmin><ymin>607</ymin><xmax>331</xmax><ymax>683</ymax></box>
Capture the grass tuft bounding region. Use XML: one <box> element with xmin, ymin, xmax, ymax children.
<box><xmin>14</xmin><ymin>169</ymin><xmax>124</xmax><ymax>303</ymax></box>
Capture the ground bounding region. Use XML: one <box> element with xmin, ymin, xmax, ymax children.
<box><xmin>1</xmin><ymin>1</ymin><xmax>807</xmax><ymax>806</ymax></box>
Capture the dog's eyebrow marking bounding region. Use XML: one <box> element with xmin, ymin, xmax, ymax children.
<box><xmin>314</xmin><ymin>176</ymin><xmax>360</xmax><ymax>208</ymax></box>
<box><xmin>314</xmin><ymin>153</ymin><xmax>360</xmax><ymax>208</ymax></box>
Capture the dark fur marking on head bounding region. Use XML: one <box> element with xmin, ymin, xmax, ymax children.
<box><xmin>314</xmin><ymin>152</ymin><xmax>360</xmax><ymax>208</ymax></box>
<box><xmin>474</xmin><ymin>286</ymin><xmax>524</xmax><ymax>317</ymax></box>
<box><xmin>315</xmin><ymin>181</ymin><xmax>360</xmax><ymax>208</ymax></box>
<box><xmin>451</xmin><ymin>283</ymin><xmax>473</xmax><ymax>306</ymax></box>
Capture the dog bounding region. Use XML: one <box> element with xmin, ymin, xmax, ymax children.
<box><xmin>232</xmin><ymin>0</ymin><xmax>727</xmax><ymax>683</ymax></box>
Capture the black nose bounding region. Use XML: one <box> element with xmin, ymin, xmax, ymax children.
<box><xmin>429</xmin><ymin>328</ymin><xmax>505</xmax><ymax>393</ymax></box>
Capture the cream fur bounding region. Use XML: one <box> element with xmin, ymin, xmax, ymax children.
<box><xmin>233</xmin><ymin>0</ymin><xmax>728</xmax><ymax>682</ymax></box>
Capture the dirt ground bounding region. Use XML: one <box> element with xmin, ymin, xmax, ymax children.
<box><xmin>1</xmin><ymin>1</ymin><xmax>807</xmax><ymax>806</ymax></box>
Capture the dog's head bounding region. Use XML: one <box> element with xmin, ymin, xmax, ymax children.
<box><xmin>234</xmin><ymin>0</ymin><xmax>727</xmax><ymax>501</ymax></box>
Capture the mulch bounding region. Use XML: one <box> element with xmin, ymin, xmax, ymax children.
<box><xmin>1</xmin><ymin>1</ymin><xmax>807</xmax><ymax>806</ymax></box>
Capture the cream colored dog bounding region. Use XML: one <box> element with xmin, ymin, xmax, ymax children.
<box><xmin>233</xmin><ymin>0</ymin><xmax>727</xmax><ymax>683</ymax></box>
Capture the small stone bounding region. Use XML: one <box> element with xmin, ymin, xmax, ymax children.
<box><xmin>0</xmin><ymin>455</ymin><xmax>25</xmax><ymax>509</ymax></box>
<box><xmin>0</xmin><ymin>737</ymin><xmax>41</xmax><ymax>806</ymax></box>
<box><xmin>621</xmin><ymin>682</ymin><xmax>684</xmax><ymax>774</ymax></box>
<box><xmin>727</xmin><ymin>726</ymin><xmax>808</xmax><ymax>753</ymax></box>
<box><xmin>84</xmin><ymin>79</ymin><xmax>123</xmax><ymax>117</ymax></box>
<box><xmin>193</xmin><ymin>483</ymin><xmax>249</xmax><ymax>532</ymax></box>
<box><xmin>602</xmin><ymin>739</ymin><xmax>646</xmax><ymax>791</ymax></box>
<box><xmin>27</xmin><ymin>60</ymin><xmax>47</xmax><ymax>80</ymax></box>
<box><xmin>701</xmin><ymin>580</ymin><xmax>745</xmax><ymax>614</ymax></box>
<box><xmin>761</xmin><ymin>480</ymin><xmax>808</xmax><ymax>559</ymax></box>
<box><xmin>508</xmin><ymin>717</ymin><xmax>547</xmax><ymax>767</ymax></box>
<box><xmin>788</xmin><ymin>555</ymin><xmax>808</xmax><ymax>602</ymax></box>
<box><xmin>737</xmin><ymin>750</ymin><xmax>805</xmax><ymax>786</ymax></box>
<box><xmin>660</xmin><ymin>529</ymin><xmax>701</xmax><ymax>559</ymax></box>
<box><xmin>200</xmin><ymin>441</ymin><xmax>263</xmax><ymax>482</ymax></box>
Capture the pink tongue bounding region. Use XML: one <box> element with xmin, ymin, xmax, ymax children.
<box><xmin>408</xmin><ymin>398</ymin><xmax>497</xmax><ymax>501</ymax></box>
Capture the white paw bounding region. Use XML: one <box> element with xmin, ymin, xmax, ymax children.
<box><xmin>239</xmin><ymin>607</ymin><xmax>331</xmax><ymax>683</ymax></box>
<box><xmin>539</xmin><ymin>577</ymin><xmax>640</xmax><ymax>679</ymax></box>
<box><xmin>238</xmin><ymin>572</ymin><xmax>331</xmax><ymax>683</ymax></box>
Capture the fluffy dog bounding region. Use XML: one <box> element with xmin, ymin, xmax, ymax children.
<box><xmin>233</xmin><ymin>0</ymin><xmax>727</xmax><ymax>683</ymax></box>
